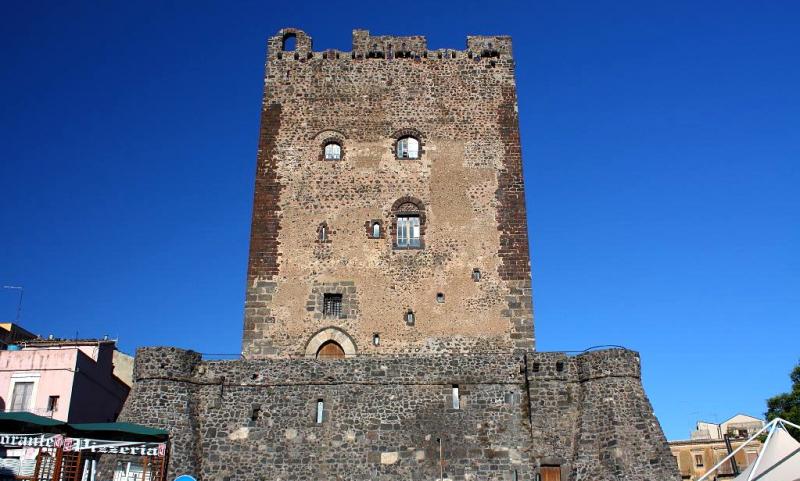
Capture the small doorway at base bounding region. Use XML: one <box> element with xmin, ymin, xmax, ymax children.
<box><xmin>540</xmin><ymin>466</ymin><xmax>561</xmax><ymax>481</ymax></box>
<box><xmin>316</xmin><ymin>340</ymin><xmax>345</xmax><ymax>359</ymax></box>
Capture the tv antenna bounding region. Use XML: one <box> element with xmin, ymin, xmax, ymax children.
<box><xmin>2</xmin><ymin>286</ymin><xmax>24</xmax><ymax>323</ymax></box>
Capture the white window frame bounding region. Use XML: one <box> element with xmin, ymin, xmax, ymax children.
<box><xmin>396</xmin><ymin>215</ymin><xmax>421</xmax><ymax>248</ymax></box>
<box><xmin>7</xmin><ymin>374</ymin><xmax>41</xmax><ymax>413</ymax></box>
<box><xmin>324</xmin><ymin>143</ymin><xmax>341</xmax><ymax>160</ymax></box>
<box><xmin>396</xmin><ymin>137</ymin><xmax>419</xmax><ymax>159</ymax></box>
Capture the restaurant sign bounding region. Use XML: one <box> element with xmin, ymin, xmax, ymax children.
<box><xmin>0</xmin><ymin>433</ymin><xmax>166</xmax><ymax>456</ymax></box>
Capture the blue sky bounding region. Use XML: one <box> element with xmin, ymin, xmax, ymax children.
<box><xmin>1</xmin><ymin>1</ymin><xmax>798</xmax><ymax>440</ymax></box>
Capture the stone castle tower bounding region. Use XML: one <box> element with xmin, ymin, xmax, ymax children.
<box><xmin>243</xmin><ymin>28</ymin><xmax>532</xmax><ymax>359</ymax></box>
<box><xmin>116</xmin><ymin>29</ymin><xmax>681</xmax><ymax>481</ymax></box>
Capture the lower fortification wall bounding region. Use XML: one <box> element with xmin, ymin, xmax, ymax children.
<box><xmin>117</xmin><ymin>348</ymin><xmax>679</xmax><ymax>481</ymax></box>
<box><xmin>527</xmin><ymin>350</ymin><xmax>679</xmax><ymax>480</ymax></box>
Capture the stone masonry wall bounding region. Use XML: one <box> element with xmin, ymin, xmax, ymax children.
<box><xmin>118</xmin><ymin>347</ymin><xmax>680</xmax><ymax>481</ymax></box>
<box><xmin>527</xmin><ymin>350</ymin><xmax>680</xmax><ymax>480</ymax></box>
<box><xmin>243</xmin><ymin>29</ymin><xmax>534</xmax><ymax>357</ymax></box>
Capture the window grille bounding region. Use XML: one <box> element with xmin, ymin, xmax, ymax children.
<box><xmin>324</xmin><ymin>143</ymin><xmax>341</xmax><ymax>160</ymax></box>
<box><xmin>323</xmin><ymin>294</ymin><xmax>342</xmax><ymax>317</ymax></box>
<box><xmin>396</xmin><ymin>137</ymin><xmax>419</xmax><ymax>159</ymax></box>
<box><xmin>396</xmin><ymin>216</ymin><xmax>421</xmax><ymax>247</ymax></box>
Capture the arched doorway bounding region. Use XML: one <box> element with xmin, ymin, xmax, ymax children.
<box><xmin>316</xmin><ymin>340</ymin><xmax>345</xmax><ymax>359</ymax></box>
<box><xmin>304</xmin><ymin>327</ymin><xmax>357</xmax><ymax>359</ymax></box>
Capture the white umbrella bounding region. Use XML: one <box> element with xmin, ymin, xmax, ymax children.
<box><xmin>698</xmin><ymin>418</ymin><xmax>800</xmax><ymax>481</ymax></box>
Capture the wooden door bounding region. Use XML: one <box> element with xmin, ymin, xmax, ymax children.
<box><xmin>317</xmin><ymin>341</ymin><xmax>345</xmax><ymax>359</ymax></box>
<box><xmin>541</xmin><ymin>466</ymin><xmax>561</xmax><ymax>481</ymax></box>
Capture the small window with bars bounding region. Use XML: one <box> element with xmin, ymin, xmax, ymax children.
<box><xmin>323</xmin><ymin>294</ymin><xmax>342</xmax><ymax>317</ymax></box>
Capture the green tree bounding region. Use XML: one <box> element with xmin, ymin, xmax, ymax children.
<box><xmin>765</xmin><ymin>361</ymin><xmax>800</xmax><ymax>439</ymax></box>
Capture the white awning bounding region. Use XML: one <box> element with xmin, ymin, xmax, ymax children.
<box><xmin>697</xmin><ymin>418</ymin><xmax>800</xmax><ymax>481</ymax></box>
<box><xmin>733</xmin><ymin>427</ymin><xmax>800</xmax><ymax>481</ymax></box>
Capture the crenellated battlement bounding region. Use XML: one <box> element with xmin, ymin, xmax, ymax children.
<box><xmin>266</xmin><ymin>28</ymin><xmax>513</xmax><ymax>63</ymax></box>
<box><xmin>527</xmin><ymin>349</ymin><xmax>642</xmax><ymax>382</ymax></box>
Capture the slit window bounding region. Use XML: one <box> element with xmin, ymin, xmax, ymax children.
<box><xmin>319</xmin><ymin>225</ymin><xmax>327</xmax><ymax>242</ymax></box>
<box><xmin>397</xmin><ymin>215</ymin><xmax>421</xmax><ymax>248</ymax></box>
<box><xmin>396</xmin><ymin>137</ymin><xmax>420</xmax><ymax>159</ymax></box>
<box><xmin>472</xmin><ymin>268</ymin><xmax>481</xmax><ymax>281</ymax></box>
<box><xmin>452</xmin><ymin>385</ymin><xmax>460</xmax><ymax>409</ymax></box>
<box><xmin>405</xmin><ymin>310</ymin><xmax>415</xmax><ymax>326</ymax></box>
<box><xmin>372</xmin><ymin>334</ymin><xmax>380</xmax><ymax>346</ymax></box>
<box><xmin>372</xmin><ymin>222</ymin><xmax>381</xmax><ymax>238</ymax></box>
<box><xmin>323</xmin><ymin>294</ymin><xmax>342</xmax><ymax>317</ymax></box>
<box><xmin>324</xmin><ymin>142</ymin><xmax>341</xmax><ymax>160</ymax></box>
<box><xmin>316</xmin><ymin>399</ymin><xmax>324</xmax><ymax>424</ymax></box>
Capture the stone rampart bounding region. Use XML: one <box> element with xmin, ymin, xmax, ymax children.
<box><xmin>119</xmin><ymin>347</ymin><xmax>679</xmax><ymax>481</ymax></box>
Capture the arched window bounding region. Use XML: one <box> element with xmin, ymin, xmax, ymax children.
<box><xmin>390</xmin><ymin>197</ymin><xmax>426</xmax><ymax>249</ymax></box>
<box><xmin>396</xmin><ymin>137</ymin><xmax>419</xmax><ymax>159</ymax></box>
<box><xmin>372</xmin><ymin>222</ymin><xmax>381</xmax><ymax>238</ymax></box>
<box><xmin>324</xmin><ymin>142</ymin><xmax>341</xmax><ymax>160</ymax></box>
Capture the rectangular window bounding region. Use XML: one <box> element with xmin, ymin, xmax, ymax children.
<box><xmin>47</xmin><ymin>395</ymin><xmax>59</xmax><ymax>412</ymax></box>
<box><xmin>323</xmin><ymin>294</ymin><xmax>342</xmax><ymax>317</ymax></box>
<box><xmin>316</xmin><ymin>399</ymin><xmax>324</xmax><ymax>424</ymax></box>
<box><xmin>694</xmin><ymin>454</ymin><xmax>704</xmax><ymax>467</ymax></box>
<box><xmin>10</xmin><ymin>382</ymin><xmax>34</xmax><ymax>412</ymax></box>
<box><xmin>397</xmin><ymin>216</ymin><xmax>420</xmax><ymax>247</ymax></box>
<box><xmin>452</xmin><ymin>385</ymin><xmax>460</xmax><ymax>410</ymax></box>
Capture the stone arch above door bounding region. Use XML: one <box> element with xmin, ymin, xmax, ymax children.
<box><xmin>304</xmin><ymin>327</ymin><xmax>357</xmax><ymax>358</ymax></box>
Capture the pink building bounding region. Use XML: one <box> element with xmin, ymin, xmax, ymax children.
<box><xmin>0</xmin><ymin>330</ymin><xmax>131</xmax><ymax>423</ymax></box>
